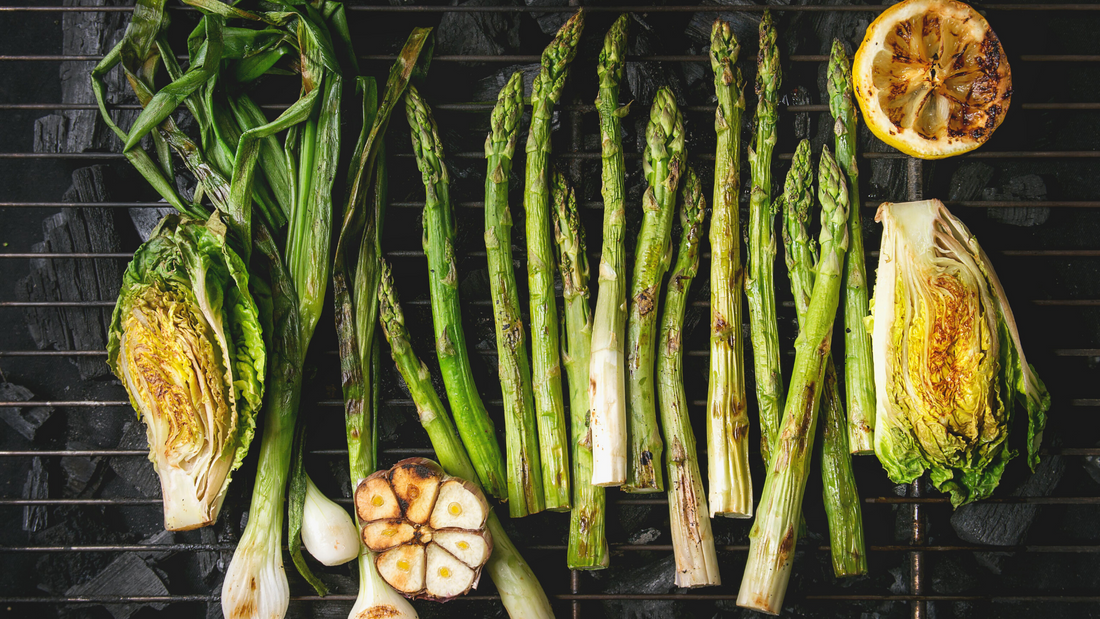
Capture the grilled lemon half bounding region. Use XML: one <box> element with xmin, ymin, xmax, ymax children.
<box><xmin>853</xmin><ymin>0</ymin><xmax>1011</xmax><ymax>159</ymax></box>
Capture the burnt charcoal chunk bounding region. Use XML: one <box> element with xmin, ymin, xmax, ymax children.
<box><xmin>984</xmin><ymin>173</ymin><xmax>1051</xmax><ymax>227</ymax></box>
<box><xmin>625</xmin><ymin>15</ymin><xmax>687</xmax><ymax>108</ymax></box>
<box><xmin>525</xmin><ymin>0</ymin><xmax>570</xmax><ymax>35</ymax></box>
<box><xmin>0</xmin><ymin>382</ymin><xmax>54</xmax><ymax>441</ymax></box>
<box><xmin>949</xmin><ymin>161</ymin><xmax>995</xmax><ymax>201</ymax></box>
<box><xmin>61</xmin><ymin>441</ymin><xmax>104</xmax><ymax>497</ymax></box>
<box><xmin>437</xmin><ymin>0</ymin><xmax>521</xmax><ymax>58</ymax></box>
<box><xmin>22</xmin><ymin>456</ymin><xmax>49</xmax><ymax>533</ymax></box>
<box><xmin>684</xmin><ymin>0</ymin><xmax>760</xmax><ymax>51</ymax></box>
<box><xmin>65</xmin><ymin>553</ymin><xmax>170</xmax><ymax>619</ymax></box>
<box><xmin>128</xmin><ymin>205</ymin><xmax>175</xmax><ymax>242</ymax></box>
<box><xmin>951</xmin><ymin>455</ymin><xmax>1066</xmax><ymax>547</ymax></box>
<box><xmin>110</xmin><ymin>420</ymin><xmax>160</xmax><ymax>497</ymax></box>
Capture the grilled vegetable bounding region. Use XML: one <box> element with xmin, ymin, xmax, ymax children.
<box><xmin>300</xmin><ymin>474</ymin><xmax>359</xmax><ymax>566</ymax></box>
<box><xmin>624</xmin><ymin>86</ymin><xmax>685</xmax><ymax>494</ymax></box>
<box><xmin>871</xmin><ymin>199</ymin><xmax>1050</xmax><ymax>506</ymax></box>
<box><xmin>406</xmin><ymin>84</ymin><xmax>507</xmax><ymax>500</ymax></box>
<box><xmin>780</xmin><ymin>140</ymin><xmax>866</xmax><ymax>578</ymax></box>
<box><xmin>745</xmin><ymin>10</ymin><xmax>784</xmax><ymax>470</ymax></box>
<box><xmin>828</xmin><ymin>40</ymin><xmax>876</xmax><ymax>454</ymax></box>
<box><xmin>379</xmin><ymin>260</ymin><xmax>555</xmax><ymax>618</ymax></box>
<box><xmin>551</xmin><ymin>172</ymin><xmax>609</xmax><ymax>570</ymax></box>
<box><xmin>523</xmin><ymin>11</ymin><xmax>584</xmax><ymax>509</ymax></box>
<box><xmin>589</xmin><ymin>13</ymin><xmax>631</xmax><ymax>489</ymax></box>
<box><xmin>356</xmin><ymin>458</ymin><xmax>493</xmax><ymax>601</ymax></box>
<box><xmin>738</xmin><ymin>147</ymin><xmax>850</xmax><ymax>614</ymax></box>
<box><xmin>107</xmin><ymin>213</ymin><xmax>264</xmax><ymax>532</ymax></box>
<box><xmin>485</xmin><ymin>72</ymin><xmax>545</xmax><ymax>517</ymax></box>
<box><xmin>706</xmin><ymin>18</ymin><xmax>752</xmax><ymax>519</ymax></box>
<box><xmin>657</xmin><ymin>168</ymin><xmax>720</xmax><ymax>588</ymax></box>
<box><xmin>852</xmin><ymin>0</ymin><xmax>1012</xmax><ymax>159</ymax></box>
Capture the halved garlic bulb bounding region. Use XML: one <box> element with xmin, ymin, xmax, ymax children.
<box><xmin>355</xmin><ymin>458</ymin><xmax>493</xmax><ymax>602</ymax></box>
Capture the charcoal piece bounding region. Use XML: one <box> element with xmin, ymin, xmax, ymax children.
<box><xmin>951</xmin><ymin>455</ymin><xmax>1066</xmax><ymax>547</ymax></box>
<box><xmin>984</xmin><ymin>174</ymin><xmax>1051</xmax><ymax>227</ymax></box>
<box><xmin>684</xmin><ymin>0</ymin><xmax>760</xmax><ymax>51</ymax></box>
<box><xmin>1085</xmin><ymin>443</ymin><xmax>1100</xmax><ymax>486</ymax></box>
<box><xmin>525</xmin><ymin>0</ymin><xmax>570</xmax><ymax>35</ymax></box>
<box><xmin>628</xmin><ymin>527</ymin><xmax>662</xmax><ymax>545</ymax></box>
<box><xmin>194</xmin><ymin>527</ymin><xmax>220</xmax><ymax>583</ymax></box>
<box><xmin>437</xmin><ymin>0</ymin><xmax>521</xmax><ymax>58</ymax></box>
<box><xmin>129</xmin><ymin>205</ymin><xmax>175</xmax><ymax>242</ymax></box>
<box><xmin>949</xmin><ymin>161</ymin><xmax>994</xmax><ymax>201</ymax></box>
<box><xmin>804</xmin><ymin>0</ymin><xmax>873</xmax><ymax>57</ymax></box>
<box><xmin>930</xmin><ymin>556</ymin><xmax>978</xmax><ymax>594</ymax></box>
<box><xmin>788</xmin><ymin>85</ymin><xmax>814</xmax><ymax>141</ymax></box>
<box><xmin>0</xmin><ymin>382</ymin><xmax>54</xmax><ymax>441</ymax></box>
<box><xmin>138</xmin><ymin>529</ymin><xmax>177</xmax><ymax>562</ymax></box>
<box><xmin>65</xmin><ymin>553</ymin><xmax>170</xmax><ymax>619</ymax></box>
<box><xmin>34</xmin><ymin>511</ymin><xmax>119</xmax><ymax>594</ymax></box>
<box><xmin>61</xmin><ymin>441</ymin><xmax>104</xmax><ymax>497</ymax></box>
<box><xmin>625</xmin><ymin>14</ymin><xmax>686</xmax><ymax>108</ymax></box>
<box><xmin>22</xmin><ymin>456</ymin><xmax>49</xmax><ymax>533</ymax></box>
<box><xmin>16</xmin><ymin>167</ymin><xmax>124</xmax><ymax>379</ymax></box>
<box><xmin>34</xmin><ymin>114</ymin><xmax>70</xmax><ymax>153</ymax></box>
<box><xmin>601</xmin><ymin>554</ymin><xmax>678</xmax><ymax>616</ymax></box>
<box><xmin>110</xmin><ymin>421</ymin><xmax>160</xmax><ymax>497</ymax></box>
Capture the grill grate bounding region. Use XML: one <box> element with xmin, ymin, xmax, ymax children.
<box><xmin>1</xmin><ymin>1</ymin><xmax>1099</xmax><ymax>618</ymax></box>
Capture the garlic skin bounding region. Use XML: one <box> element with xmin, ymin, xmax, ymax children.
<box><xmin>301</xmin><ymin>476</ymin><xmax>359</xmax><ymax>567</ymax></box>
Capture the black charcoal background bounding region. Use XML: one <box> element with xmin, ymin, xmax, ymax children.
<box><xmin>2</xmin><ymin>0</ymin><xmax>1100</xmax><ymax>618</ymax></box>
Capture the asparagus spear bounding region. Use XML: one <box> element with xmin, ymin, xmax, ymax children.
<box><xmin>624</xmin><ymin>86</ymin><xmax>685</xmax><ymax>493</ymax></box>
<box><xmin>658</xmin><ymin>167</ymin><xmax>720</xmax><ymax>588</ymax></box>
<box><xmin>589</xmin><ymin>13</ymin><xmax>631</xmax><ymax>488</ymax></box>
<box><xmin>737</xmin><ymin>146</ymin><xmax>850</xmax><ymax>614</ymax></box>
<box><xmin>379</xmin><ymin>260</ymin><xmax>556</xmax><ymax>619</ymax></box>
<box><xmin>780</xmin><ymin>140</ymin><xmax>866</xmax><ymax>578</ymax></box>
<box><xmin>745</xmin><ymin>10</ymin><xmax>784</xmax><ymax>467</ymax></box>
<box><xmin>551</xmin><ymin>171</ymin><xmax>609</xmax><ymax>570</ymax></box>
<box><xmin>706</xmin><ymin>18</ymin><xmax>752</xmax><ymax>519</ymax></box>
<box><xmin>485</xmin><ymin>72</ymin><xmax>546</xmax><ymax>518</ymax></box>
<box><xmin>524</xmin><ymin>11</ymin><xmax>584</xmax><ymax>510</ymax></box>
<box><xmin>828</xmin><ymin>40</ymin><xmax>876</xmax><ymax>454</ymax></box>
<box><xmin>406</xmin><ymin>85</ymin><xmax>508</xmax><ymax>500</ymax></box>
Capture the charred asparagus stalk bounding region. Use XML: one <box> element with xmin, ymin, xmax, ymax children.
<box><xmin>706</xmin><ymin>18</ymin><xmax>752</xmax><ymax>519</ymax></box>
<box><xmin>657</xmin><ymin>168</ymin><xmax>720</xmax><ymax>588</ymax></box>
<box><xmin>828</xmin><ymin>40</ymin><xmax>876</xmax><ymax>454</ymax></box>
<box><xmin>745</xmin><ymin>10</ymin><xmax>784</xmax><ymax>467</ymax></box>
<box><xmin>737</xmin><ymin>146</ymin><xmax>850</xmax><ymax>614</ymax></box>
<box><xmin>589</xmin><ymin>13</ymin><xmax>631</xmax><ymax>488</ymax></box>
<box><xmin>523</xmin><ymin>11</ymin><xmax>584</xmax><ymax>509</ymax></box>
<box><xmin>781</xmin><ymin>140</ymin><xmax>866</xmax><ymax>578</ymax></box>
<box><xmin>406</xmin><ymin>85</ymin><xmax>507</xmax><ymax>500</ymax></box>
<box><xmin>485</xmin><ymin>72</ymin><xmax>545</xmax><ymax>518</ymax></box>
<box><xmin>551</xmin><ymin>172</ymin><xmax>610</xmax><ymax>570</ymax></box>
<box><xmin>624</xmin><ymin>86</ymin><xmax>684</xmax><ymax>493</ymax></box>
<box><xmin>379</xmin><ymin>260</ymin><xmax>555</xmax><ymax>619</ymax></box>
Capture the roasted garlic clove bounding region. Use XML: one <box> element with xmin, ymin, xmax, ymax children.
<box><xmin>356</xmin><ymin>458</ymin><xmax>494</xmax><ymax>602</ymax></box>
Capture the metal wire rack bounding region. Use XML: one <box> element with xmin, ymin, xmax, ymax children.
<box><xmin>1</xmin><ymin>1</ymin><xmax>1099</xmax><ymax>618</ymax></box>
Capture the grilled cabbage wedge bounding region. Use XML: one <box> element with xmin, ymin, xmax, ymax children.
<box><xmin>871</xmin><ymin>199</ymin><xmax>1050</xmax><ymax>507</ymax></box>
<box><xmin>107</xmin><ymin>212</ymin><xmax>265</xmax><ymax>531</ymax></box>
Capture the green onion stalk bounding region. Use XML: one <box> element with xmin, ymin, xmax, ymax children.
<box><xmin>657</xmin><ymin>168</ymin><xmax>720</xmax><ymax>588</ymax></box>
<box><xmin>780</xmin><ymin>140</ymin><xmax>866</xmax><ymax>578</ymax></box>
<box><xmin>523</xmin><ymin>11</ymin><xmax>584</xmax><ymax>509</ymax></box>
<box><xmin>551</xmin><ymin>172</ymin><xmax>609</xmax><ymax>570</ymax></box>
<box><xmin>331</xmin><ymin>29</ymin><xmax>434</xmax><ymax>619</ymax></box>
<box><xmin>737</xmin><ymin>146</ymin><xmax>850</xmax><ymax>614</ymax></box>
<box><xmin>588</xmin><ymin>13</ymin><xmax>631</xmax><ymax>489</ymax></box>
<box><xmin>827</xmin><ymin>40</ymin><xmax>876</xmax><ymax>455</ymax></box>
<box><xmin>705</xmin><ymin>18</ymin><xmax>752</xmax><ymax>518</ymax></box>
<box><xmin>744</xmin><ymin>10</ymin><xmax>784</xmax><ymax>468</ymax></box>
<box><xmin>624</xmin><ymin>86</ymin><xmax>684</xmax><ymax>493</ymax></box>
<box><xmin>485</xmin><ymin>72</ymin><xmax>545</xmax><ymax>517</ymax></box>
<box><xmin>405</xmin><ymin>84</ymin><xmax>508</xmax><ymax>500</ymax></box>
<box><xmin>379</xmin><ymin>260</ymin><xmax>555</xmax><ymax>619</ymax></box>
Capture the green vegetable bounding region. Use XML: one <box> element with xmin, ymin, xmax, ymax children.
<box><xmin>871</xmin><ymin>199</ymin><xmax>1051</xmax><ymax>507</ymax></box>
<box><xmin>745</xmin><ymin>10</ymin><xmax>784</xmax><ymax>468</ymax></box>
<box><xmin>485</xmin><ymin>71</ymin><xmax>545</xmax><ymax>517</ymax></box>
<box><xmin>523</xmin><ymin>11</ymin><xmax>584</xmax><ymax>509</ymax></box>
<box><xmin>828</xmin><ymin>40</ymin><xmax>877</xmax><ymax>455</ymax></box>
<box><xmin>107</xmin><ymin>213</ymin><xmax>264</xmax><ymax>532</ymax></box>
<box><xmin>780</xmin><ymin>140</ymin><xmax>866</xmax><ymax>578</ymax></box>
<box><xmin>551</xmin><ymin>172</ymin><xmax>609</xmax><ymax>570</ymax></box>
<box><xmin>624</xmin><ymin>86</ymin><xmax>684</xmax><ymax>493</ymax></box>
<box><xmin>406</xmin><ymin>84</ymin><xmax>508</xmax><ymax>499</ymax></box>
<box><xmin>379</xmin><ymin>260</ymin><xmax>556</xmax><ymax>619</ymax></box>
<box><xmin>738</xmin><ymin>146</ymin><xmax>850</xmax><ymax>614</ymax></box>
<box><xmin>657</xmin><ymin>168</ymin><xmax>720</xmax><ymax>588</ymax></box>
<box><xmin>589</xmin><ymin>13</ymin><xmax>630</xmax><ymax>489</ymax></box>
<box><xmin>706</xmin><ymin>18</ymin><xmax>752</xmax><ymax>519</ymax></box>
